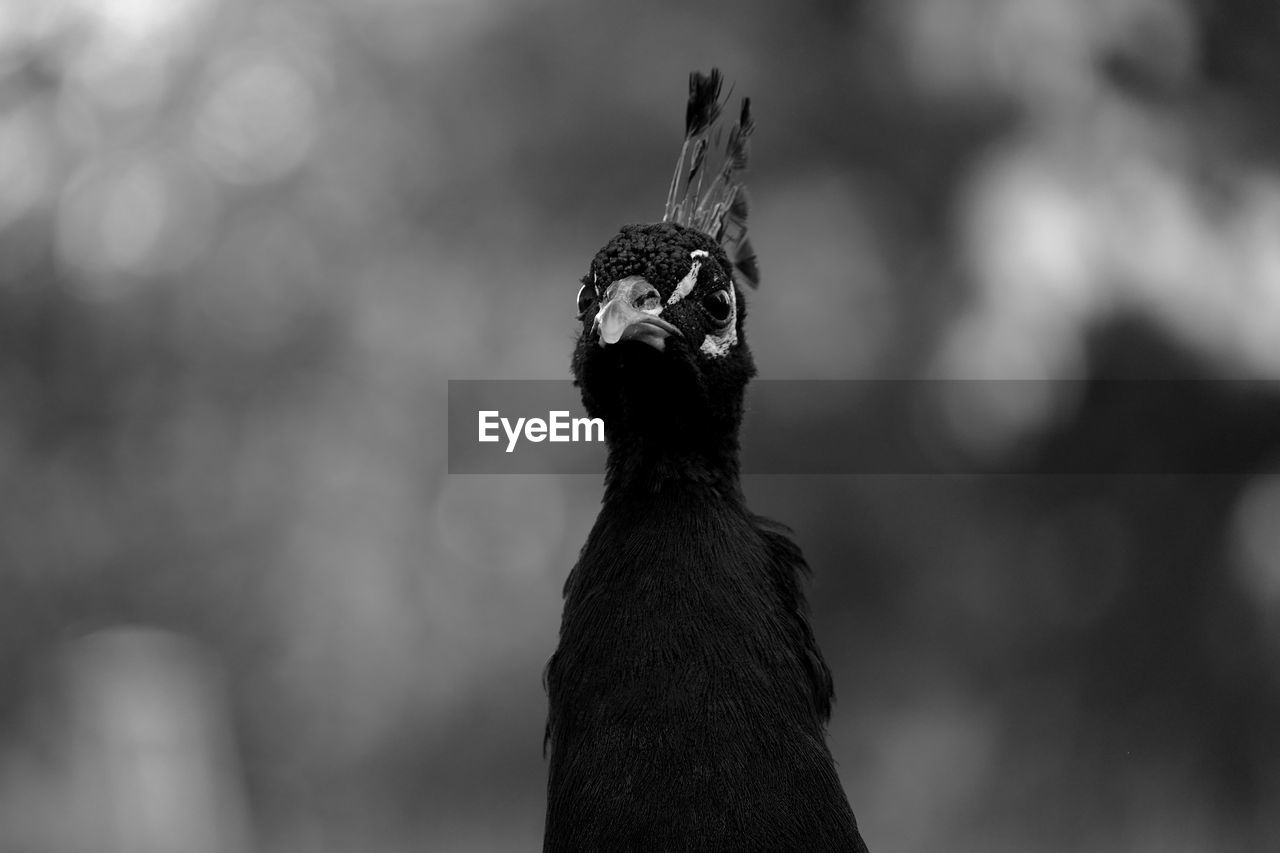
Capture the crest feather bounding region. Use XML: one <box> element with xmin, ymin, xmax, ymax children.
<box><xmin>733</xmin><ymin>238</ymin><xmax>759</xmax><ymax>288</ymax></box>
<box><xmin>662</xmin><ymin>69</ymin><xmax>760</xmax><ymax>289</ymax></box>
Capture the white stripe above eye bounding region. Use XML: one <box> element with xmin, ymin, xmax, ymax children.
<box><xmin>666</xmin><ymin>249</ymin><xmax>708</xmax><ymax>306</ymax></box>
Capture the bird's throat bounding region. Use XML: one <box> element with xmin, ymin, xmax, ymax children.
<box><xmin>603</xmin><ymin>427</ymin><xmax>743</xmax><ymax>497</ymax></box>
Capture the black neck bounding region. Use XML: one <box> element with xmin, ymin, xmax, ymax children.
<box><xmin>544</xmin><ymin>434</ymin><xmax>863</xmax><ymax>850</ymax></box>
<box><xmin>602</xmin><ymin>426</ymin><xmax>743</xmax><ymax>499</ymax></box>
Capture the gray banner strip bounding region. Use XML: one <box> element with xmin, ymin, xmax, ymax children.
<box><xmin>448</xmin><ymin>380</ymin><xmax>1280</xmax><ymax>475</ymax></box>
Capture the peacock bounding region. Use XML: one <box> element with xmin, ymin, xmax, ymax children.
<box><xmin>543</xmin><ymin>69</ymin><xmax>870</xmax><ymax>852</ymax></box>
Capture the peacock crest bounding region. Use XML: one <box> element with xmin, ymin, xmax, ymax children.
<box><xmin>661</xmin><ymin>69</ymin><xmax>759</xmax><ymax>289</ymax></box>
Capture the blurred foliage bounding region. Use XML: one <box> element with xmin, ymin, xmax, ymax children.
<box><xmin>1</xmin><ymin>0</ymin><xmax>1279</xmax><ymax>851</ymax></box>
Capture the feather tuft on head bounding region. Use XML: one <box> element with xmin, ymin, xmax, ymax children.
<box><xmin>685</xmin><ymin>69</ymin><xmax>725</xmax><ymax>138</ymax></box>
<box><xmin>662</xmin><ymin>69</ymin><xmax>760</xmax><ymax>289</ymax></box>
<box><xmin>733</xmin><ymin>238</ymin><xmax>759</xmax><ymax>288</ymax></box>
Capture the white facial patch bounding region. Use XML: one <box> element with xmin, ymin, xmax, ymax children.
<box><xmin>699</xmin><ymin>290</ymin><xmax>738</xmax><ymax>358</ymax></box>
<box><xmin>666</xmin><ymin>249</ymin><xmax>708</xmax><ymax>306</ymax></box>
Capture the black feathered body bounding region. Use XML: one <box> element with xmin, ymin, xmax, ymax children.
<box><xmin>544</xmin><ymin>71</ymin><xmax>868</xmax><ymax>852</ymax></box>
<box><xmin>543</xmin><ymin>479</ymin><xmax>866</xmax><ymax>852</ymax></box>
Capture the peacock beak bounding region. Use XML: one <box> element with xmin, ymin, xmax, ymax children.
<box><xmin>594</xmin><ymin>276</ymin><xmax>683</xmax><ymax>351</ymax></box>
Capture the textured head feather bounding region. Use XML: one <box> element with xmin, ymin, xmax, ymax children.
<box><xmin>661</xmin><ymin>69</ymin><xmax>759</xmax><ymax>289</ymax></box>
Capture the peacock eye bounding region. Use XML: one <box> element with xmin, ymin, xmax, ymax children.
<box><xmin>576</xmin><ymin>283</ymin><xmax>597</xmax><ymax>318</ymax></box>
<box><xmin>703</xmin><ymin>289</ymin><xmax>733</xmax><ymax>326</ymax></box>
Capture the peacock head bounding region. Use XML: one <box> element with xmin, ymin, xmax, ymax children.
<box><xmin>570</xmin><ymin>222</ymin><xmax>756</xmax><ymax>458</ymax></box>
<box><xmin>569</xmin><ymin>71</ymin><xmax>759</xmax><ymax>459</ymax></box>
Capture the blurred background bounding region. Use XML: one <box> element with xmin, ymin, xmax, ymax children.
<box><xmin>1</xmin><ymin>0</ymin><xmax>1278</xmax><ymax>850</ymax></box>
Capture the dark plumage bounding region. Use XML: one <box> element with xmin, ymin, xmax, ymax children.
<box><xmin>544</xmin><ymin>73</ymin><xmax>868</xmax><ymax>852</ymax></box>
